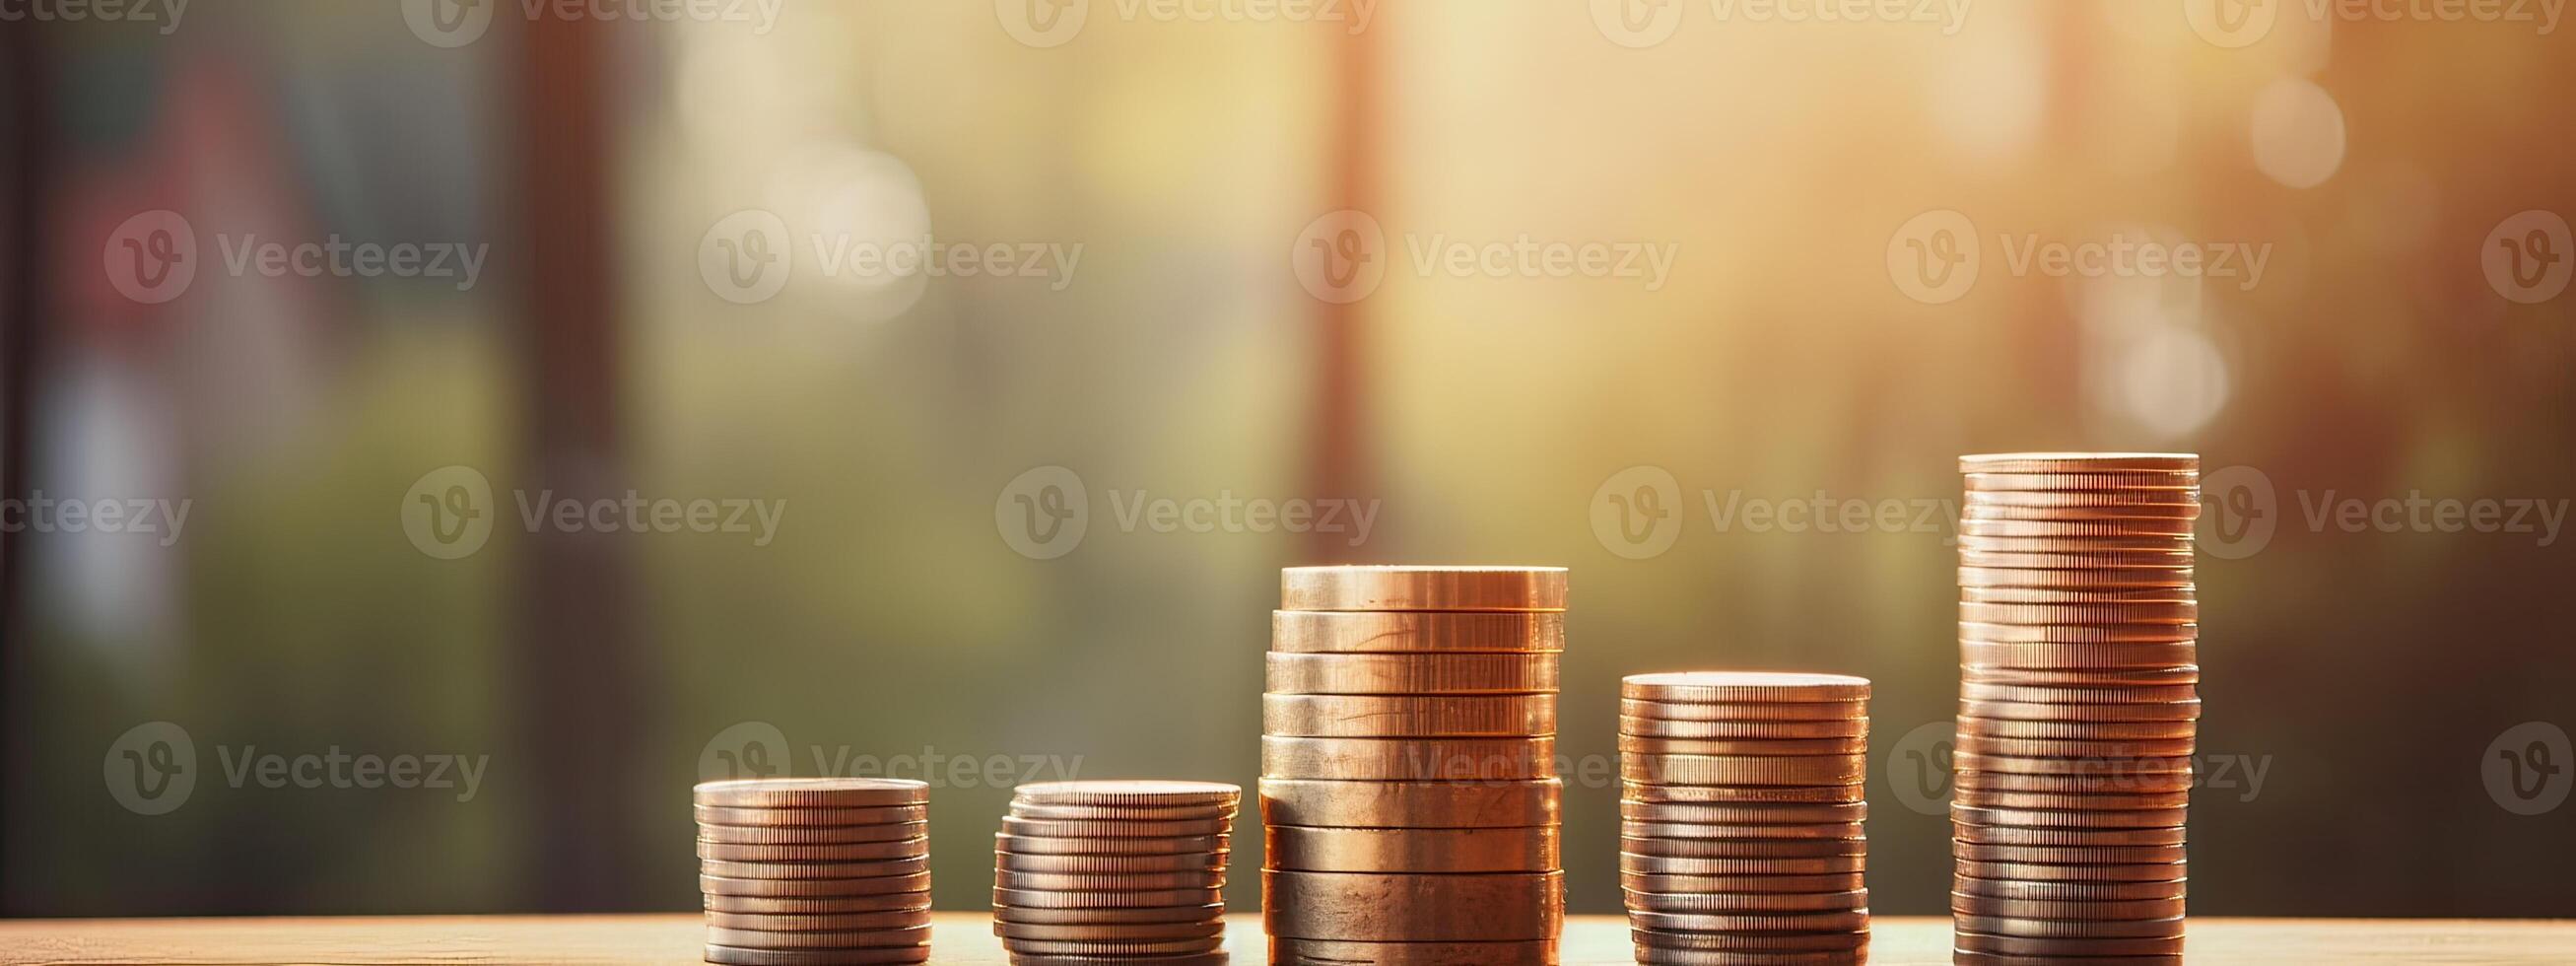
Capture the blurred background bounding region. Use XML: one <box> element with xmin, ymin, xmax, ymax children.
<box><xmin>4</xmin><ymin>0</ymin><xmax>2573</xmax><ymax>922</ymax></box>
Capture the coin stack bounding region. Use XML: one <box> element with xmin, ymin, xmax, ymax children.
<box><xmin>1261</xmin><ymin>566</ymin><xmax>1568</xmax><ymax>966</ymax></box>
<box><xmin>694</xmin><ymin>778</ymin><xmax>934</xmax><ymax>966</ymax></box>
<box><xmin>990</xmin><ymin>781</ymin><xmax>1239</xmax><ymax>963</ymax></box>
<box><xmin>1953</xmin><ymin>452</ymin><xmax>2201</xmax><ymax>964</ymax></box>
<box><xmin>1619</xmin><ymin>672</ymin><xmax>1873</xmax><ymax>965</ymax></box>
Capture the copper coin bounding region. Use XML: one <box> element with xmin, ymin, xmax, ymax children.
<box><xmin>1955</xmin><ymin>735</ymin><xmax>2197</xmax><ymax>758</ymax></box>
<box><xmin>1955</xmin><ymin>915</ymin><xmax>2187</xmax><ymax>939</ymax></box>
<box><xmin>1266</xmin><ymin>825</ymin><xmax>1559</xmax><ymax>872</ymax></box>
<box><xmin>994</xmin><ymin>832</ymin><xmax>1229</xmax><ymax>857</ymax></box>
<box><xmin>991</xmin><ymin>868</ymin><xmax>1226</xmax><ymax>892</ymax></box>
<box><xmin>1624</xmin><ymin>888</ymin><xmax>1868</xmax><ymax>915</ymax></box>
<box><xmin>1618</xmin><ymin>733</ymin><xmax>1868</xmax><ymax>756</ymax></box>
<box><xmin>992</xmin><ymin>920</ymin><xmax>1226</xmax><ymax>941</ymax></box>
<box><xmin>1269</xmin><ymin>938</ymin><xmax>1559</xmax><ymax>966</ymax></box>
<box><xmin>990</xmin><ymin>902</ymin><xmax>1226</xmax><ymax>925</ymax></box>
<box><xmin>1952</xmin><ymin>894</ymin><xmax>2188</xmax><ymax>923</ymax></box>
<box><xmin>1958</xmin><ymin>683</ymin><xmax>2199</xmax><ymax>706</ymax></box>
<box><xmin>1959</xmin><ymin>518</ymin><xmax>2196</xmax><ymax>538</ymax></box>
<box><xmin>1006</xmin><ymin>953</ymin><xmax>1229</xmax><ymax>966</ymax></box>
<box><xmin>1621</xmin><ymin>753</ymin><xmax>1867</xmax><ymax>787</ymax></box>
<box><xmin>991</xmin><ymin>886</ymin><xmax>1225</xmax><ymax>909</ymax></box>
<box><xmin>1959</xmin><ymin>622</ymin><xmax>2197</xmax><ymax>645</ymax></box>
<box><xmin>1265</xmin><ymin>652</ymin><xmax>1560</xmax><ymax>695</ymax></box>
<box><xmin>1951</xmin><ymin>791</ymin><xmax>2190</xmax><ymax>812</ymax></box>
<box><xmin>699</xmin><ymin>822</ymin><xmax>928</xmax><ymax>845</ymax></box>
<box><xmin>1959</xmin><ymin>601</ymin><xmax>2199</xmax><ymax>626</ymax></box>
<box><xmin>1261</xmin><ymin>869</ymin><xmax>1564</xmax><ymax>941</ymax></box>
<box><xmin>1963</xmin><ymin>490</ymin><xmax>2200</xmax><ymax>512</ymax></box>
<box><xmin>703</xmin><ymin>892</ymin><xmax>931</xmax><ymax>915</ymax></box>
<box><xmin>1012</xmin><ymin>781</ymin><xmax>1241</xmax><ymax>809</ymax></box>
<box><xmin>1960</xmin><ymin>642</ymin><xmax>2199</xmax><ymax>670</ymax></box>
<box><xmin>1636</xmin><ymin>945</ymin><xmax>1867</xmax><ymax>966</ymax></box>
<box><xmin>1962</xmin><ymin>666</ymin><xmax>2200</xmax><ymax>687</ymax></box>
<box><xmin>1953</xmin><ymin>932</ymin><xmax>2186</xmax><ymax>956</ymax></box>
<box><xmin>1956</xmin><ymin>548</ymin><xmax>2195</xmax><ymax>571</ymax></box>
<box><xmin>1620</xmin><ymin>800</ymin><xmax>1867</xmax><ymax>825</ymax></box>
<box><xmin>1621</xmin><ymin>698</ymin><xmax>1866</xmax><ymax>723</ymax></box>
<box><xmin>1960</xmin><ymin>585</ymin><xmax>2197</xmax><ymax>604</ymax></box>
<box><xmin>1621</xmin><ymin>672</ymin><xmax>1871</xmax><ymax>704</ymax></box>
<box><xmin>1002</xmin><ymin>936</ymin><xmax>1226</xmax><ymax>956</ymax></box>
<box><xmin>1628</xmin><ymin>909</ymin><xmax>1870</xmax><ymax>933</ymax></box>
<box><xmin>698</xmin><ymin>839</ymin><xmax>929</xmax><ymax>862</ymax></box>
<box><xmin>702</xmin><ymin>925</ymin><xmax>931</xmax><ymax>949</ymax></box>
<box><xmin>1619</xmin><ymin>854</ymin><xmax>1865</xmax><ymax>875</ymax></box>
<box><xmin>699</xmin><ymin>858</ymin><xmax>930</xmax><ymax>880</ymax></box>
<box><xmin>1948</xmin><ymin>951</ymin><xmax>2178</xmax><ymax>965</ymax></box>
<box><xmin>1001</xmin><ymin>816</ymin><xmax>1232</xmax><ymax>839</ymax></box>
<box><xmin>1953</xmin><ymin>771</ymin><xmax>2195</xmax><ymax>794</ymax></box>
<box><xmin>1258</xmin><ymin>778</ymin><xmax>1561</xmax><ymax>829</ymax></box>
<box><xmin>1265</xmin><ymin>693</ymin><xmax>1557</xmax><ymax>737</ymax></box>
<box><xmin>1962</xmin><ymin>505</ymin><xmax>2200</xmax><ymax>523</ymax></box>
<box><xmin>1620</xmin><ymin>820</ymin><xmax>1865</xmax><ymax>841</ymax></box>
<box><xmin>1953</xmin><ymin>842</ymin><xmax>2190</xmax><ymax>864</ymax></box>
<box><xmin>696</xmin><ymin>804</ymin><xmax>927</xmax><ymax>828</ymax></box>
<box><xmin>1955</xmin><ymin>718</ymin><xmax>2200</xmax><ymax>741</ymax></box>
<box><xmin>1951</xmin><ymin>805</ymin><xmax>2191</xmax><ymax>828</ymax></box>
<box><xmin>1620</xmin><ymin>836</ymin><xmax>1865</xmax><ymax>860</ymax></box>
<box><xmin>1621</xmin><ymin>717</ymin><xmax>1870</xmax><ymax>739</ymax></box>
<box><xmin>1951</xmin><ymin>753</ymin><xmax>2192</xmax><ymax>777</ymax></box>
<box><xmin>1278</xmin><ymin>566</ymin><xmax>1568</xmax><ymax>612</ymax></box>
<box><xmin>1953</xmin><ymin>876</ymin><xmax>2187</xmax><ymax>901</ymax></box>
<box><xmin>1006</xmin><ymin>802</ymin><xmax>1237</xmax><ymax>822</ymax></box>
<box><xmin>1262</xmin><ymin>736</ymin><xmax>1554</xmax><ymax>781</ymax></box>
<box><xmin>694</xmin><ymin>779</ymin><xmax>927</xmax><ymax>809</ymax></box>
<box><xmin>1954</xmin><ymin>824</ymin><xmax>2186</xmax><ymax>848</ymax></box>
<box><xmin>1620</xmin><ymin>870</ymin><xmax>1866</xmax><ymax>894</ymax></box>
<box><xmin>704</xmin><ymin>910</ymin><xmax>932</xmax><ymax>932</ymax></box>
<box><xmin>1965</xmin><ymin>470</ymin><xmax>2200</xmax><ymax>491</ymax></box>
<box><xmin>1953</xmin><ymin>860</ymin><xmax>2187</xmax><ymax>882</ymax></box>
<box><xmin>1958</xmin><ymin>566</ymin><xmax>2196</xmax><ymax>588</ymax></box>
<box><xmin>1623</xmin><ymin>782</ymin><xmax>1866</xmax><ymax>805</ymax></box>
<box><xmin>1958</xmin><ymin>700</ymin><xmax>2202</xmax><ymax>723</ymax></box>
<box><xmin>1629</xmin><ymin>928</ymin><xmax>1870</xmax><ymax>952</ymax></box>
<box><xmin>1959</xmin><ymin>453</ymin><xmax>2199</xmax><ymax>474</ymax></box>
<box><xmin>699</xmin><ymin>870</ymin><xmax>931</xmax><ymax>897</ymax></box>
<box><xmin>996</xmin><ymin>850</ymin><xmax>1228</xmax><ymax>873</ymax></box>
<box><xmin>702</xmin><ymin>943</ymin><xmax>927</xmax><ymax>965</ymax></box>
<box><xmin>1271</xmin><ymin>610</ymin><xmax>1566</xmax><ymax>654</ymax></box>
<box><xmin>1955</xmin><ymin>537</ymin><xmax>2197</xmax><ymax>558</ymax></box>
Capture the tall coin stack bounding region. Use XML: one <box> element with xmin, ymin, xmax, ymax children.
<box><xmin>991</xmin><ymin>781</ymin><xmax>1240</xmax><ymax>964</ymax></box>
<box><xmin>1261</xmin><ymin>566</ymin><xmax>1568</xmax><ymax>966</ymax></box>
<box><xmin>1619</xmin><ymin>672</ymin><xmax>1873</xmax><ymax>965</ymax></box>
<box><xmin>1953</xmin><ymin>452</ymin><xmax>2200</xmax><ymax>964</ymax></box>
<box><xmin>695</xmin><ymin>778</ymin><xmax>934</xmax><ymax>966</ymax></box>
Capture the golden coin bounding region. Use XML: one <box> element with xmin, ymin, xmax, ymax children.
<box><xmin>991</xmin><ymin>901</ymin><xmax>1225</xmax><ymax>925</ymax></box>
<box><xmin>1618</xmin><ymin>733</ymin><xmax>1867</xmax><ymax>756</ymax></box>
<box><xmin>1005</xmin><ymin>802</ymin><xmax>1236</xmax><ymax>822</ymax></box>
<box><xmin>1271</xmin><ymin>610</ymin><xmax>1565</xmax><ymax>654</ymax></box>
<box><xmin>1621</xmin><ymin>753</ymin><xmax>1867</xmax><ymax>787</ymax></box>
<box><xmin>1959</xmin><ymin>517</ymin><xmax>2197</xmax><ymax>537</ymax></box>
<box><xmin>1265</xmin><ymin>693</ymin><xmax>1557</xmax><ymax>737</ymax></box>
<box><xmin>995</xmin><ymin>850</ymin><xmax>1228</xmax><ymax>873</ymax></box>
<box><xmin>699</xmin><ymin>870</ymin><xmax>930</xmax><ymax>897</ymax></box>
<box><xmin>1619</xmin><ymin>871</ymin><xmax>1864</xmax><ymax>894</ymax></box>
<box><xmin>991</xmin><ymin>920</ymin><xmax>1227</xmax><ymax>941</ymax></box>
<box><xmin>1619</xmin><ymin>836</ymin><xmax>1865</xmax><ymax>860</ymax></box>
<box><xmin>703</xmin><ymin>892</ymin><xmax>931</xmax><ymax>915</ymax></box>
<box><xmin>1002</xmin><ymin>936</ymin><xmax>1226</xmax><ymax>956</ymax></box>
<box><xmin>990</xmin><ymin>886</ymin><xmax>1226</xmax><ymax>909</ymax></box>
<box><xmin>1954</xmin><ymin>915</ymin><xmax>2187</xmax><ymax>939</ymax></box>
<box><xmin>1957</xmin><ymin>683</ymin><xmax>2200</xmax><ymax>705</ymax></box>
<box><xmin>1265</xmin><ymin>652</ymin><xmax>1560</xmax><ymax>695</ymax></box>
<box><xmin>1950</xmin><ymin>892</ymin><xmax>2188</xmax><ymax>921</ymax></box>
<box><xmin>1627</xmin><ymin>909</ymin><xmax>1870</xmax><ymax>933</ymax></box>
<box><xmin>1952</xmin><ymin>860</ymin><xmax>2186</xmax><ymax>883</ymax></box>
<box><xmin>993</xmin><ymin>832</ymin><xmax>1229</xmax><ymax>857</ymax></box>
<box><xmin>1269</xmin><ymin>937</ymin><xmax>1558</xmax><ymax>966</ymax></box>
<box><xmin>1012</xmin><ymin>781</ymin><xmax>1241</xmax><ymax>809</ymax></box>
<box><xmin>1620</xmin><ymin>698</ymin><xmax>1865</xmax><ymax>723</ymax></box>
<box><xmin>1958</xmin><ymin>699</ymin><xmax>2202</xmax><ymax>723</ymax></box>
<box><xmin>1620</xmin><ymin>820</ymin><xmax>1864</xmax><ymax>841</ymax></box>
<box><xmin>1266</xmin><ymin>825</ymin><xmax>1558</xmax><ymax>873</ymax></box>
<box><xmin>703</xmin><ymin>909</ymin><xmax>932</xmax><ymax>932</ymax></box>
<box><xmin>1962</xmin><ymin>665</ymin><xmax>2200</xmax><ymax>687</ymax></box>
<box><xmin>1952</xmin><ymin>876</ymin><xmax>2187</xmax><ymax>901</ymax></box>
<box><xmin>1952</xmin><ymin>932</ymin><xmax>2185</xmax><ymax>956</ymax></box>
<box><xmin>1621</xmin><ymin>672</ymin><xmax>1871</xmax><ymax>704</ymax></box>
<box><xmin>698</xmin><ymin>823</ymin><xmax>927</xmax><ymax>846</ymax></box>
<box><xmin>1619</xmin><ymin>800</ymin><xmax>1866</xmax><ymax>825</ymax></box>
<box><xmin>1620</xmin><ymin>716</ymin><xmax>1869</xmax><ymax>739</ymax></box>
<box><xmin>695</xmin><ymin>804</ymin><xmax>926</xmax><ymax>828</ymax></box>
<box><xmin>1261</xmin><ymin>736</ymin><xmax>1554</xmax><ymax>781</ymax></box>
<box><xmin>1618</xmin><ymin>854</ymin><xmax>1865</xmax><ymax>876</ymax></box>
<box><xmin>1257</xmin><ymin>778</ymin><xmax>1561</xmax><ymax>828</ymax></box>
<box><xmin>1623</xmin><ymin>782</ymin><xmax>1866</xmax><ymax>805</ymax></box>
<box><xmin>1964</xmin><ymin>470</ymin><xmax>2200</xmax><ymax>491</ymax></box>
<box><xmin>697</xmin><ymin>839</ymin><xmax>929</xmax><ymax>862</ymax></box>
<box><xmin>1260</xmin><ymin>869</ymin><xmax>1563</xmax><ymax>941</ymax></box>
<box><xmin>1956</xmin><ymin>718</ymin><xmax>2200</xmax><ymax>741</ymax></box>
<box><xmin>990</xmin><ymin>868</ymin><xmax>1226</xmax><ymax>892</ymax></box>
<box><xmin>1959</xmin><ymin>601</ymin><xmax>2198</xmax><ymax>625</ymax></box>
<box><xmin>703</xmin><ymin>925</ymin><xmax>931</xmax><ymax>949</ymax></box>
<box><xmin>1955</xmin><ymin>735</ymin><xmax>2196</xmax><ymax>758</ymax></box>
<box><xmin>1279</xmin><ymin>566</ymin><xmax>1569</xmax><ymax>612</ymax></box>
<box><xmin>1954</xmin><ymin>824</ymin><xmax>2186</xmax><ymax>848</ymax></box>
<box><xmin>1950</xmin><ymin>792</ymin><xmax>2190</xmax><ymax>813</ymax></box>
<box><xmin>693</xmin><ymin>779</ymin><xmax>928</xmax><ymax>809</ymax></box>
<box><xmin>1000</xmin><ymin>816</ymin><xmax>1232</xmax><ymax>839</ymax></box>
<box><xmin>702</xmin><ymin>943</ymin><xmax>928</xmax><ymax>966</ymax></box>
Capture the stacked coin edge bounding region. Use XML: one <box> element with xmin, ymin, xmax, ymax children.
<box><xmin>992</xmin><ymin>780</ymin><xmax>1240</xmax><ymax>964</ymax></box>
<box><xmin>695</xmin><ymin>778</ymin><xmax>935</xmax><ymax>966</ymax></box>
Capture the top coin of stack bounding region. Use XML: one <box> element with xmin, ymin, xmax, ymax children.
<box><xmin>694</xmin><ymin>778</ymin><xmax>934</xmax><ymax>966</ymax></box>
<box><xmin>1262</xmin><ymin>566</ymin><xmax>1568</xmax><ymax>966</ymax></box>
<box><xmin>1618</xmin><ymin>672</ymin><xmax>1872</xmax><ymax>965</ymax></box>
<box><xmin>1953</xmin><ymin>452</ymin><xmax>2200</xmax><ymax>965</ymax></box>
<box><xmin>992</xmin><ymin>781</ymin><xmax>1240</xmax><ymax>964</ymax></box>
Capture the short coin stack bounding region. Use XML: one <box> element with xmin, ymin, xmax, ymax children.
<box><xmin>1262</xmin><ymin>566</ymin><xmax>1567</xmax><ymax>966</ymax></box>
<box><xmin>695</xmin><ymin>778</ymin><xmax>934</xmax><ymax>966</ymax></box>
<box><xmin>1953</xmin><ymin>452</ymin><xmax>2201</xmax><ymax>964</ymax></box>
<box><xmin>1619</xmin><ymin>672</ymin><xmax>1872</xmax><ymax>965</ymax></box>
<box><xmin>991</xmin><ymin>781</ymin><xmax>1239</xmax><ymax>964</ymax></box>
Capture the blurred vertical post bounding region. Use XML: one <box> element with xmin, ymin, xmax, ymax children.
<box><xmin>513</xmin><ymin>11</ymin><xmax>649</xmax><ymax>909</ymax></box>
<box><xmin>1309</xmin><ymin>14</ymin><xmax>1379</xmax><ymax>562</ymax></box>
<box><xmin>0</xmin><ymin>17</ymin><xmax>51</xmax><ymax>914</ymax></box>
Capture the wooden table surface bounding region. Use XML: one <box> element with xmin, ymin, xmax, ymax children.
<box><xmin>4</xmin><ymin>913</ymin><xmax>2573</xmax><ymax>964</ymax></box>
